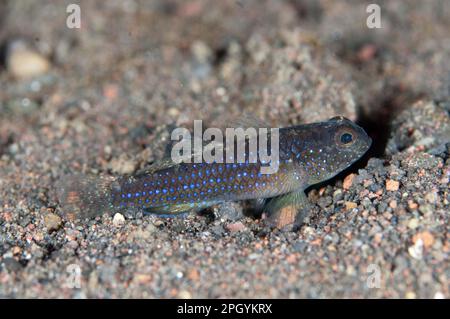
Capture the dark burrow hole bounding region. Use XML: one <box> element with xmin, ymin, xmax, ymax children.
<box><xmin>355</xmin><ymin>101</ymin><xmax>395</xmax><ymax>161</ymax></box>
<box><xmin>356</xmin><ymin>84</ymin><xmax>424</xmax><ymax>161</ymax></box>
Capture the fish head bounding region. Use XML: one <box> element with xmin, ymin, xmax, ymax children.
<box><xmin>297</xmin><ymin>116</ymin><xmax>372</xmax><ymax>185</ymax></box>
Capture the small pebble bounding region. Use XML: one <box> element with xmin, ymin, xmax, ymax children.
<box><xmin>345</xmin><ymin>201</ymin><xmax>357</xmax><ymax>210</ymax></box>
<box><xmin>153</xmin><ymin>220</ymin><xmax>164</xmax><ymax>227</ymax></box>
<box><xmin>408</xmin><ymin>200</ymin><xmax>418</xmax><ymax>210</ymax></box>
<box><xmin>386</xmin><ymin>179</ymin><xmax>400</xmax><ymax>191</ymax></box>
<box><xmin>145</xmin><ymin>223</ymin><xmax>157</xmax><ymax>234</ymax></box>
<box><xmin>44</xmin><ymin>213</ymin><xmax>62</xmax><ymax>232</ymax></box>
<box><xmin>424</xmin><ymin>192</ymin><xmax>438</xmax><ymax>204</ymax></box>
<box><xmin>413</xmin><ymin>231</ymin><xmax>435</xmax><ymax>248</ymax></box>
<box><xmin>389</xmin><ymin>200</ymin><xmax>397</xmax><ymax>209</ymax></box>
<box><xmin>12</xmin><ymin>246</ymin><xmax>21</xmax><ymax>255</ymax></box>
<box><xmin>408</xmin><ymin>239</ymin><xmax>423</xmax><ymax>260</ymax></box>
<box><xmin>286</xmin><ymin>254</ymin><xmax>297</xmax><ymax>264</ymax></box>
<box><xmin>187</xmin><ymin>268</ymin><xmax>200</xmax><ymax>281</ymax></box>
<box><xmin>7</xmin><ymin>40</ymin><xmax>50</xmax><ymax>79</ymax></box>
<box><xmin>343</xmin><ymin>174</ymin><xmax>355</xmax><ymax>190</ymax></box>
<box><xmin>226</xmin><ymin>221</ymin><xmax>246</xmax><ymax>233</ymax></box>
<box><xmin>333</xmin><ymin>189</ymin><xmax>343</xmax><ymax>200</ymax></box>
<box><xmin>407</xmin><ymin>218</ymin><xmax>419</xmax><ymax>229</ymax></box>
<box><xmin>133</xmin><ymin>274</ymin><xmax>152</xmax><ymax>284</ymax></box>
<box><xmin>112</xmin><ymin>213</ymin><xmax>125</xmax><ymax>226</ymax></box>
<box><xmin>108</xmin><ymin>155</ymin><xmax>137</xmax><ymax>174</ymax></box>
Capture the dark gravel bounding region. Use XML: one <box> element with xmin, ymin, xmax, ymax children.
<box><xmin>0</xmin><ymin>0</ymin><xmax>448</xmax><ymax>298</ymax></box>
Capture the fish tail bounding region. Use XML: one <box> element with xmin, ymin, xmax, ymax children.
<box><xmin>55</xmin><ymin>174</ymin><xmax>117</xmax><ymax>219</ymax></box>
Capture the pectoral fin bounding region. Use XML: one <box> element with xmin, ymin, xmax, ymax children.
<box><xmin>263</xmin><ymin>190</ymin><xmax>311</xmax><ymax>231</ymax></box>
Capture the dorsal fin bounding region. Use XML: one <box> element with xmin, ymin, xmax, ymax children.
<box><xmin>135</xmin><ymin>158</ymin><xmax>179</xmax><ymax>176</ymax></box>
<box><xmin>136</xmin><ymin>115</ymin><xmax>273</xmax><ymax>176</ymax></box>
<box><xmin>227</xmin><ymin>114</ymin><xmax>272</xmax><ymax>130</ymax></box>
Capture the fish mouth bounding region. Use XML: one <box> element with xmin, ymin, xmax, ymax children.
<box><xmin>357</xmin><ymin>124</ymin><xmax>372</xmax><ymax>151</ymax></box>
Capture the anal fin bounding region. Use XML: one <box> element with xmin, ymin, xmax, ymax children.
<box><xmin>143</xmin><ymin>201</ymin><xmax>220</xmax><ymax>217</ymax></box>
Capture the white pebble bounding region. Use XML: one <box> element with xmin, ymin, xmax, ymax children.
<box><xmin>408</xmin><ymin>239</ymin><xmax>423</xmax><ymax>260</ymax></box>
<box><xmin>112</xmin><ymin>213</ymin><xmax>125</xmax><ymax>226</ymax></box>
<box><xmin>7</xmin><ymin>40</ymin><xmax>50</xmax><ymax>79</ymax></box>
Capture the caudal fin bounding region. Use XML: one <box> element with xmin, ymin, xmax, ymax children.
<box><xmin>55</xmin><ymin>174</ymin><xmax>116</xmax><ymax>219</ymax></box>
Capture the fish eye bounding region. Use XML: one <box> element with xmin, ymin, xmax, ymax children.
<box><xmin>335</xmin><ymin>129</ymin><xmax>356</xmax><ymax>147</ymax></box>
<box><xmin>340</xmin><ymin>132</ymin><xmax>353</xmax><ymax>144</ymax></box>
